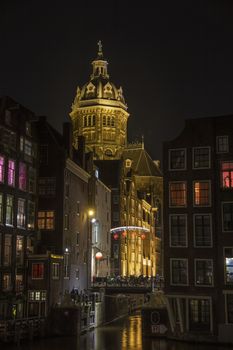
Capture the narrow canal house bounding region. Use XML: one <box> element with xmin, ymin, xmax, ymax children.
<box><xmin>0</xmin><ymin>96</ymin><xmax>38</xmax><ymax>319</ymax></box>
<box><xmin>70</xmin><ymin>43</ymin><xmax>163</xmax><ymax>278</ymax></box>
<box><xmin>163</xmin><ymin>115</ymin><xmax>233</xmax><ymax>343</ymax></box>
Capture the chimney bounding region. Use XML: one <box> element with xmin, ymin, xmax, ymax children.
<box><xmin>63</xmin><ymin>122</ymin><xmax>73</xmax><ymax>158</ymax></box>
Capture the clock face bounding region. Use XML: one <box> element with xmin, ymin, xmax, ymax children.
<box><xmin>151</xmin><ymin>311</ymin><xmax>160</xmax><ymax>325</ymax></box>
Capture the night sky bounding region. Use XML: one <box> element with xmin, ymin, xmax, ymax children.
<box><xmin>1</xmin><ymin>0</ymin><xmax>233</xmax><ymax>162</ymax></box>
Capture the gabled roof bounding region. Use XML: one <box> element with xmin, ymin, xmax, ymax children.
<box><xmin>122</xmin><ymin>147</ymin><xmax>162</xmax><ymax>177</ymax></box>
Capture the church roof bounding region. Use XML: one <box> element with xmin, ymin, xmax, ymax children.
<box><xmin>122</xmin><ymin>145</ymin><xmax>162</xmax><ymax>177</ymax></box>
<box><xmin>71</xmin><ymin>42</ymin><xmax>127</xmax><ymax>112</ymax></box>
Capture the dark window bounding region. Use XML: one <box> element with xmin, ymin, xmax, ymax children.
<box><xmin>170</xmin><ymin>215</ymin><xmax>187</xmax><ymax>247</ymax></box>
<box><xmin>189</xmin><ymin>299</ymin><xmax>210</xmax><ymax>331</ymax></box>
<box><xmin>226</xmin><ymin>294</ymin><xmax>233</xmax><ymax>323</ymax></box>
<box><xmin>194</xmin><ymin>214</ymin><xmax>212</xmax><ymax>247</ymax></box>
<box><xmin>223</xmin><ymin>203</ymin><xmax>233</xmax><ymax>231</ymax></box>
<box><xmin>217</xmin><ymin>136</ymin><xmax>228</xmax><ymax>153</ymax></box>
<box><xmin>171</xmin><ymin>259</ymin><xmax>188</xmax><ymax>285</ymax></box>
<box><xmin>193</xmin><ymin>147</ymin><xmax>210</xmax><ymax>169</ymax></box>
<box><xmin>195</xmin><ymin>260</ymin><xmax>213</xmax><ymax>286</ymax></box>
<box><xmin>169</xmin><ymin>149</ymin><xmax>186</xmax><ymax>170</ymax></box>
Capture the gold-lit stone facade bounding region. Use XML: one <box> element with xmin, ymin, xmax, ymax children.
<box><xmin>70</xmin><ymin>43</ymin><xmax>129</xmax><ymax>160</ymax></box>
<box><xmin>71</xmin><ymin>43</ymin><xmax>163</xmax><ymax>278</ymax></box>
<box><xmin>120</xmin><ymin>144</ymin><xmax>163</xmax><ymax>277</ymax></box>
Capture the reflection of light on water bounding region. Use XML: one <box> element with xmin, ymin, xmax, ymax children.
<box><xmin>122</xmin><ymin>315</ymin><xmax>142</xmax><ymax>350</ymax></box>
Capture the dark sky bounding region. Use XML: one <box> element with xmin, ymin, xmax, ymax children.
<box><xmin>1</xmin><ymin>0</ymin><xmax>233</xmax><ymax>161</ymax></box>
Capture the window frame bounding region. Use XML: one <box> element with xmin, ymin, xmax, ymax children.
<box><xmin>193</xmin><ymin>180</ymin><xmax>211</xmax><ymax>207</ymax></box>
<box><xmin>169</xmin><ymin>181</ymin><xmax>187</xmax><ymax>208</ymax></box>
<box><xmin>32</xmin><ymin>263</ymin><xmax>44</xmax><ymax>280</ymax></box>
<box><xmin>223</xmin><ymin>247</ymin><xmax>233</xmax><ymax>285</ymax></box>
<box><xmin>216</xmin><ymin>135</ymin><xmax>229</xmax><ymax>154</ymax></box>
<box><xmin>192</xmin><ymin>146</ymin><xmax>211</xmax><ymax>169</ymax></box>
<box><xmin>168</xmin><ymin>148</ymin><xmax>187</xmax><ymax>171</ymax></box>
<box><xmin>170</xmin><ymin>258</ymin><xmax>189</xmax><ymax>286</ymax></box>
<box><xmin>193</xmin><ymin>213</ymin><xmax>213</xmax><ymax>248</ymax></box>
<box><xmin>194</xmin><ymin>258</ymin><xmax>214</xmax><ymax>287</ymax></box>
<box><xmin>222</xmin><ymin>202</ymin><xmax>233</xmax><ymax>232</ymax></box>
<box><xmin>169</xmin><ymin>214</ymin><xmax>188</xmax><ymax>248</ymax></box>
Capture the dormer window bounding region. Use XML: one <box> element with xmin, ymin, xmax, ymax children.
<box><xmin>125</xmin><ymin>159</ymin><xmax>132</xmax><ymax>168</ymax></box>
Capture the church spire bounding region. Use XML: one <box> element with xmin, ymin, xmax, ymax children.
<box><xmin>97</xmin><ymin>40</ymin><xmax>103</xmax><ymax>58</ymax></box>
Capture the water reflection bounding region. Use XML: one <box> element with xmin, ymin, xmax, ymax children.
<box><xmin>9</xmin><ymin>313</ymin><xmax>229</xmax><ymax>350</ymax></box>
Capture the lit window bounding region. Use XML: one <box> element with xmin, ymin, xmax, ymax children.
<box><xmin>224</xmin><ymin>248</ymin><xmax>233</xmax><ymax>284</ymax></box>
<box><xmin>41</xmin><ymin>291</ymin><xmax>47</xmax><ymax>301</ymax></box>
<box><xmin>38</xmin><ymin>211</ymin><xmax>55</xmax><ymax>230</ymax></box>
<box><xmin>17</xmin><ymin>198</ymin><xmax>26</xmax><ymax>228</ymax></box>
<box><xmin>16</xmin><ymin>236</ymin><xmax>24</xmax><ymax>265</ymax></box>
<box><xmin>0</xmin><ymin>156</ymin><xmax>5</xmax><ymax>183</ymax></box>
<box><xmin>169</xmin><ymin>214</ymin><xmax>187</xmax><ymax>247</ymax></box>
<box><xmin>29</xmin><ymin>291</ymin><xmax>35</xmax><ymax>301</ymax></box>
<box><xmin>28</xmin><ymin>201</ymin><xmax>35</xmax><ymax>229</ymax></box>
<box><xmin>169</xmin><ymin>149</ymin><xmax>186</xmax><ymax>170</ymax></box>
<box><xmin>193</xmin><ymin>147</ymin><xmax>210</xmax><ymax>169</ymax></box>
<box><xmin>0</xmin><ymin>193</ymin><xmax>3</xmax><ymax>224</ymax></box>
<box><xmin>193</xmin><ymin>181</ymin><xmax>211</xmax><ymax>206</ymax></box>
<box><xmin>3</xmin><ymin>273</ymin><xmax>11</xmax><ymax>291</ymax></box>
<box><xmin>8</xmin><ymin>159</ymin><xmax>15</xmax><ymax>186</ymax></box>
<box><xmin>217</xmin><ymin>136</ymin><xmax>228</xmax><ymax>153</ymax></box>
<box><xmin>194</xmin><ymin>214</ymin><xmax>212</xmax><ymax>247</ymax></box>
<box><xmin>195</xmin><ymin>259</ymin><xmax>213</xmax><ymax>286</ymax></box>
<box><xmin>169</xmin><ymin>182</ymin><xmax>187</xmax><ymax>207</ymax></box>
<box><xmin>32</xmin><ymin>263</ymin><xmax>44</xmax><ymax>279</ymax></box>
<box><xmin>15</xmin><ymin>274</ymin><xmax>23</xmax><ymax>292</ymax></box>
<box><xmin>25</xmin><ymin>139</ymin><xmax>32</xmax><ymax>156</ymax></box>
<box><xmin>221</xmin><ymin>162</ymin><xmax>233</xmax><ymax>189</ymax></box>
<box><xmin>222</xmin><ymin>203</ymin><xmax>233</xmax><ymax>231</ymax></box>
<box><xmin>35</xmin><ymin>291</ymin><xmax>40</xmax><ymax>300</ymax></box>
<box><xmin>52</xmin><ymin>263</ymin><xmax>60</xmax><ymax>280</ymax></box>
<box><xmin>170</xmin><ymin>259</ymin><xmax>188</xmax><ymax>285</ymax></box>
<box><xmin>6</xmin><ymin>195</ymin><xmax>13</xmax><ymax>226</ymax></box>
<box><xmin>19</xmin><ymin>162</ymin><xmax>27</xmax><ymax>191</ymax></box>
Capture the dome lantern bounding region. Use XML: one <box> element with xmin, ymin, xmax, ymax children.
<box><xmin>91</xmin><ymin>40</ymin><xmax>109</xmax><ymax>79</ymax></box>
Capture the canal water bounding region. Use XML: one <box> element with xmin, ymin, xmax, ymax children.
<box><xmin>7</xmin><ymin>314</ymin><xmax>229</xmax><ymax>350</ymax></box>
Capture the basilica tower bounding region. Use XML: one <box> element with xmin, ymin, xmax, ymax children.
<box><xmin>70</xmin><ymin>42</ymin><xmax>129</xmax><ymax>160</ymax></box>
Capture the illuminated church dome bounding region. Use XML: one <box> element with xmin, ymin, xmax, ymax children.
<box><xmin>70</xmin><ymin>41</ymin><xmax>129</xmax><ymax>160</ymax></box>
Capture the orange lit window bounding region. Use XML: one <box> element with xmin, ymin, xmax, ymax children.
<box><xmin>32</xmin><ymin>263</ymin><xmax>44</xmax><ymax>279</ymax></box>
<box><xmin>221</xmin><ymin>162</ymin><xmax>233</xmax><ymax>189</ymax></box>
<box><xmin>38</xmin><ymin>211</ymin><xmax>54</xmax><ymax>230</ymax></box>
<box><xmin>169</xmin><ymin>182</ymin><xmax>186</xmax><ymax>207</ymax></box>
<box><xmin>194</xmin><ymin>181</ymin><xmax>210</xmax><ymax>206</ymax></box>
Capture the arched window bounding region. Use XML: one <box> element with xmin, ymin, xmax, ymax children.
<box><xmin>107</xmin><ymin>116</ymin><xmax>111</xmax><ymax>126</ymax></box>
<box><xmin>103</xmin><ymin>116</ymin><xmax>106</xmax><ymax>126</ymax></box>
<box><xmin>88</xmin><ymin>115</ymin><xmax>92</xmax><ymax>126</ymax></box>
<box><xmin>92</xmin><ymin>115</ymin><xmax>96</xmax><ymax>126</ymax></box>
<box><xmin>111</xmin><ymin>117</ymin><xmax>115</xmax><ymax>127</ymax></box>
<box><xmin>84</xmin><ymin>116</ymin><xmax>87</xmax><ymax>127</ymax></box>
